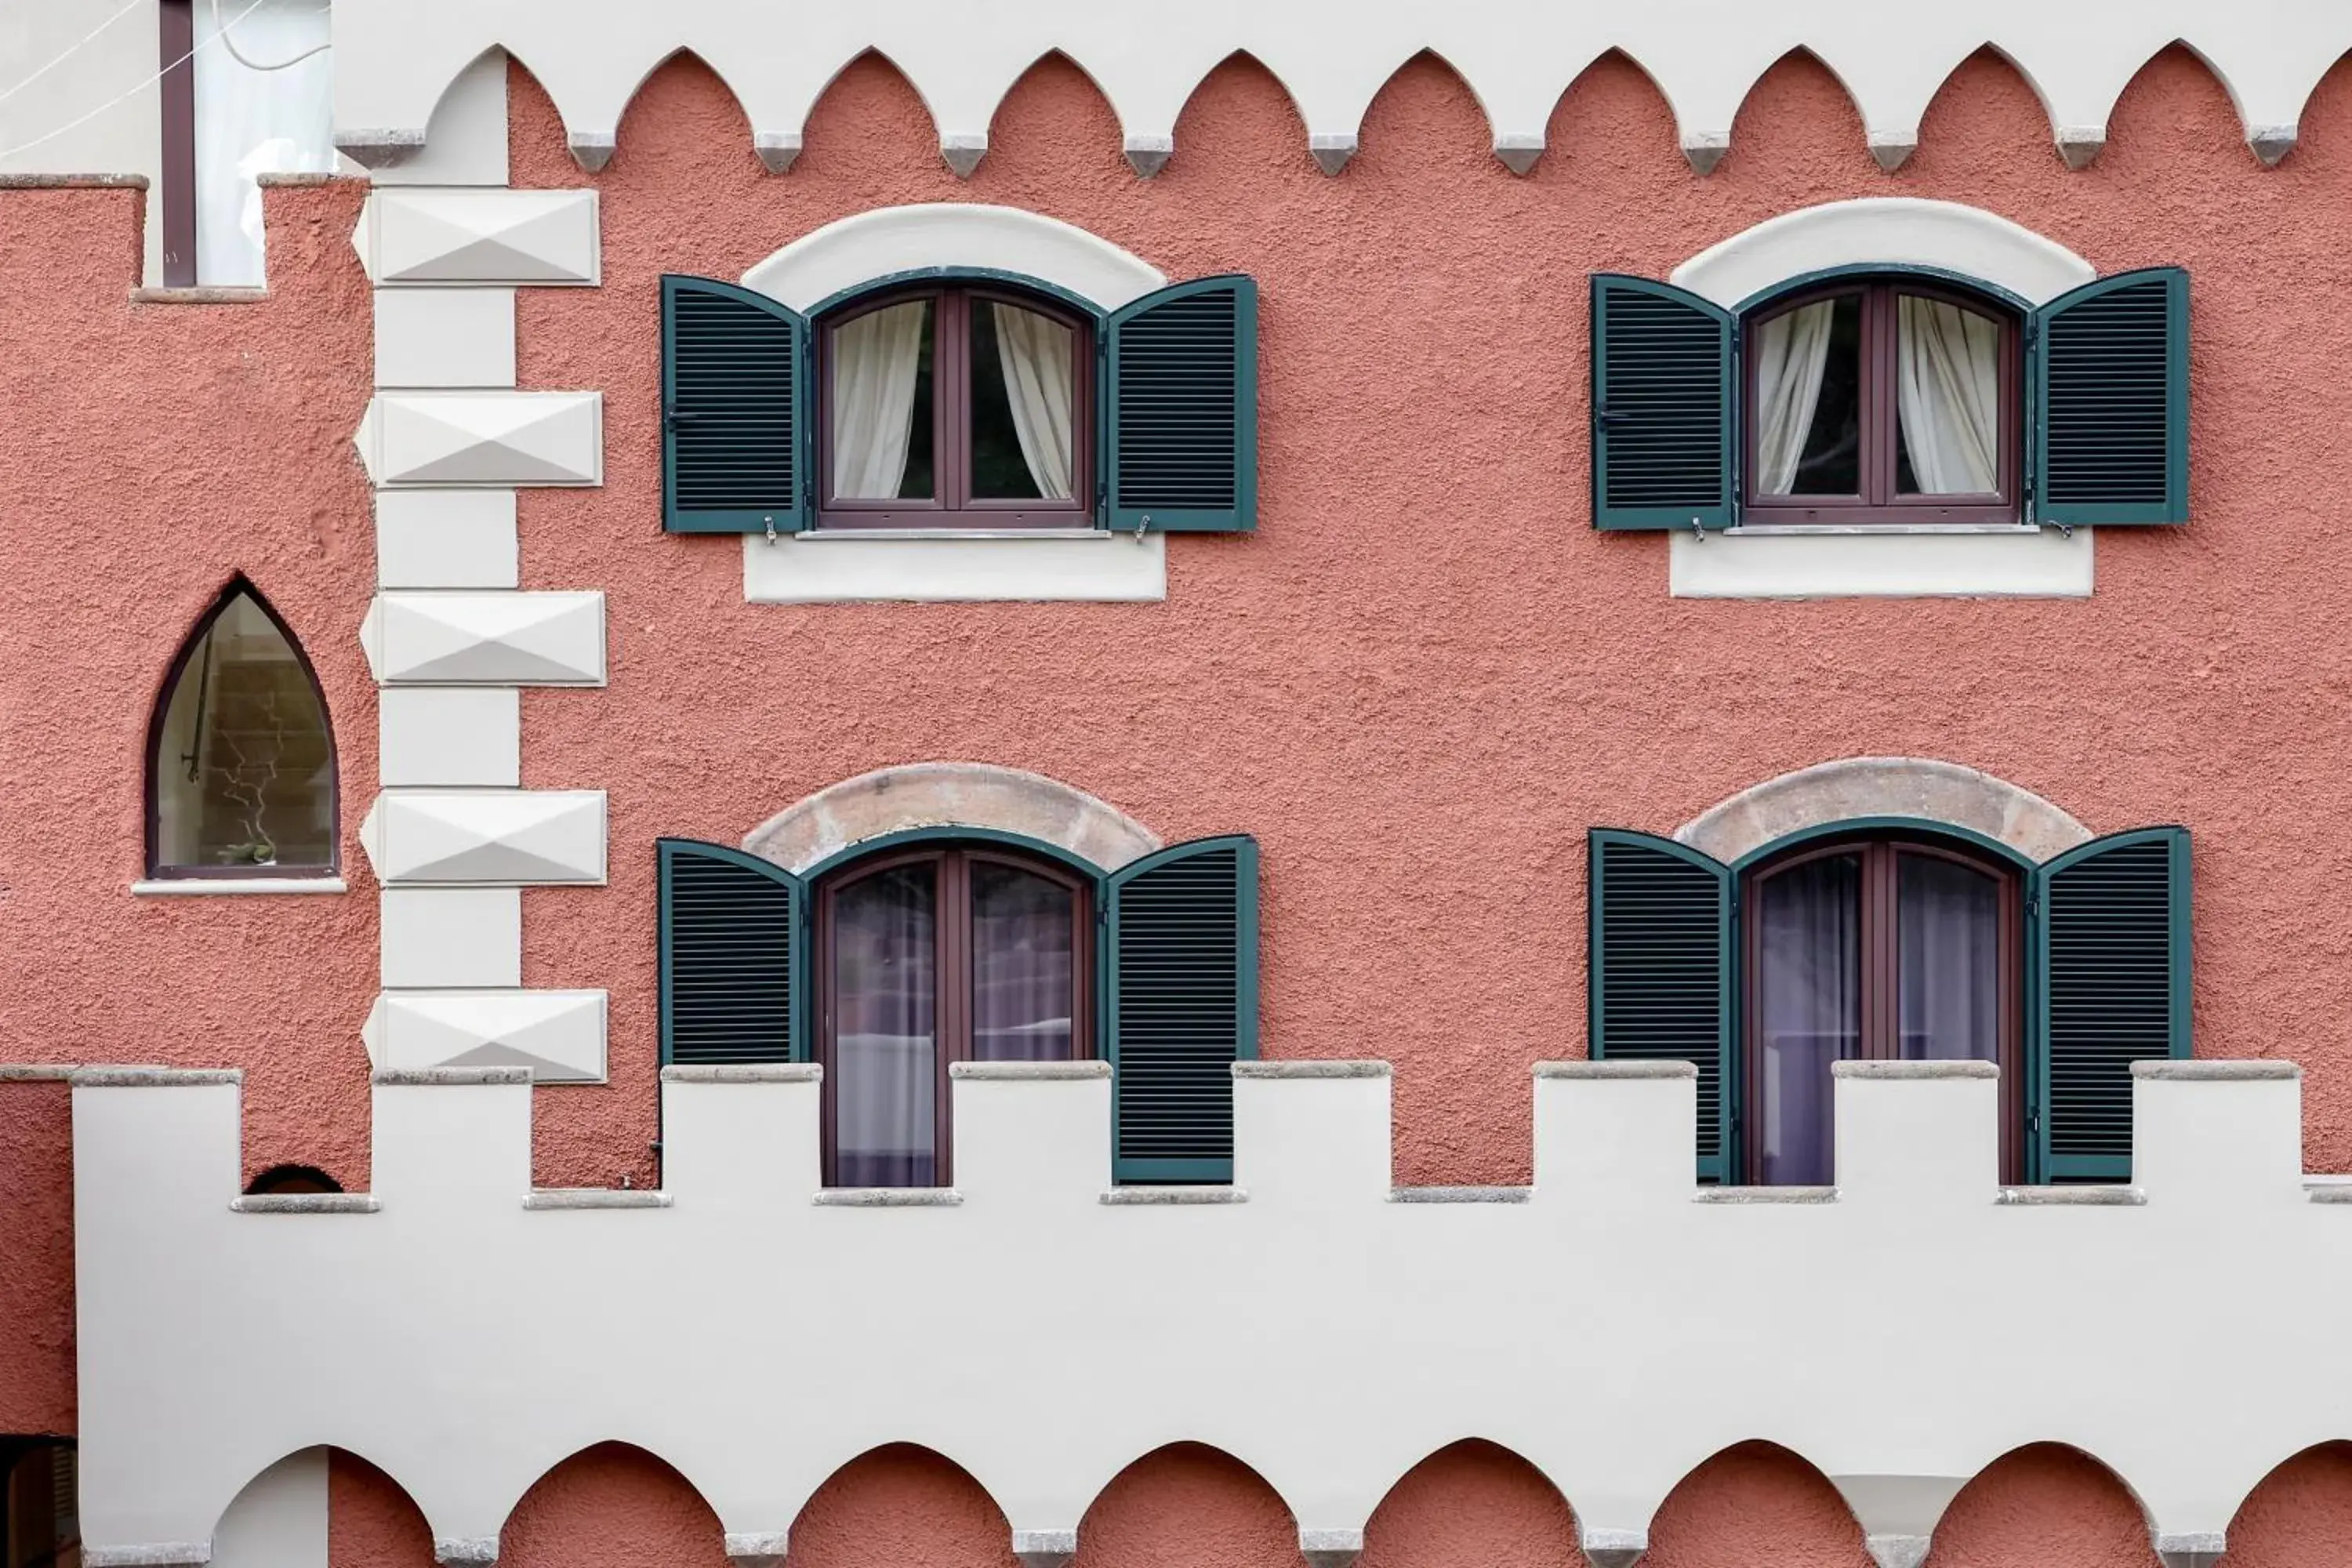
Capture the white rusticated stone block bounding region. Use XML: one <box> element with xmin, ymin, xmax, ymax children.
<box><xmin>361</xmin><ymin>188</ymin><xmax>600</xmax><ymax>286</ymax></box>
<box><xmin>2132</xmin><ymin>1062</ymin><xmax>2304</xmax><ymax>1203</ymax></box>
<box><xmin>1532</xmin><ymin>1062</ymin><xmax>1695</xmax><ymax>1204</ymax></box>
<box><xmin>363</xmin><ymin>990</ymin><xmax>608</xmax><ymax>1083</ymax></box>
<box><xmin>951</xmin><ymin>1062</ymin><xmax>1111</xmax><ymax>1200</ymax></box>
<box><xmin>359</xmin><ymin>790</ymin><xmax>607</xmax><ymax>886</ymax></box>
<box><xmin>1831</xmin><ymin>1062</ymin><xmax>1998</xmax><ymax>1203</ymax></box>
<box><xmin>1232</xmin><ymin>1062</ymin><xmax>1391</xmax><ymax>1202</ymax></box>
<box><xmin>362</xmin><ymin>590</ymin><xmax>606</xmax><ymax>687</ymax></box>
<box><xmin>379</xmin><ymin>688</ymin><xmax>520</xmax><ymax>787</ymax></box>
<box><xmin>376</xmin><ymin>489</ymin><xmax>519</xmax><ymax>590</ymax></box>
<box><xmin>380</xmin><ymin>887</ymin><xmax>522</xmax><ymax>989</ymax></box>
<box><xmin>359</xmin><ymin>392</ymin><xmax>602</xmax><ymax>488</ymax></box>
<box><xmin>369</xmin><ymin>1071</ymin><xmax>532</xmax><ymax>1206</ymax></box>
<box><xmin>374</xmin><ymin>288</ymin><xmax>516</xmax><ymax>388</ymax></box>
<box><xmin>659</xmin><ymin>1067</ymin><xmax>822</xmax><ymax>1206</ymax></box>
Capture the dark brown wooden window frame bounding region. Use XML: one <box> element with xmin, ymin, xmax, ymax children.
<box><xmin>158</xmin><ymin>0</ymin><xmax>198</xmax><ymax>287</ymax></box>
<box><xmin>1741</xmin><ymin>278</ymin><xmax>2022</xmax><ymax>527</ymax></box>
<box><xmin>143</xmin><ymin>578</ymin><xmax>339</xmax><ymax>880</ymax></box>
<box><xmin>815</xmin><ymin>283</ymin><xmax>1094</xmax><ymax>532</ymax></box>
<box><xmin>1740</xmin><ymin>834</ymin><xmax>2024</xmax><ymax>1184</ymax></box>
<box><xmin>815</xmin><ymin>844</ymin><xmax>1094</xmax><ymax>1186</ymax></box>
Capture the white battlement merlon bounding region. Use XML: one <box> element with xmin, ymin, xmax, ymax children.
<box><xmin>369</xmin><ymin>1069</ymin><xmax>532</xmax><ymax>1204</ymax></box>
<box><xmin>1833</xmin><ymin>1061</ymin><xmax>2000</xmax><ymax>1206</ymax></box>
<box><xmin>952</xmin><ymin>1061</ymin><xmax>1112</xmax><ymax>1202</ymax></box>
<box><xmin>2132</xmin><ymin>1061</ymin><xmax>2304</xmax><ymax>1204</ymax></box>
<box><xmin>659</xmin><ymin>1065</ymin><xmax>821</xmax><ymax>1207</ymax></box>
<box><xmin>1232</xmin><ymin>1062</ymin><xmax>1391</xmax><ymax>1203</ymax></box>
<box><xmin>1532</xmin><ymin>1060</ymin><xmax>1697</xmax><ymax>1205</ymax></box>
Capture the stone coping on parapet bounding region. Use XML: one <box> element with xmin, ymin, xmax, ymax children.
<box><xmin>1233</xmin><ymin>1061</ymin><xmax>1390</xmax><ymax>1079</ymax></box>
<box><xmin>662</xmin><ymin>1064</ymin><xmax>822</xmax><ymax>1083</ymax></box>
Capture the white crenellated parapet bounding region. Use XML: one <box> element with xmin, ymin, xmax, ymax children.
<box><xmin>67</xmin><ymin>1058</ymin><xmax>2352</xmax><ymax>1568</ymax></box>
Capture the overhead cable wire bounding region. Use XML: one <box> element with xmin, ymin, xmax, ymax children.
<box><xmin>0</xmin><ymin>0</ymin><xmax>147</xmax><ymax>112</ymax></box>
<box><xmin>0</xmin><ymin>0</ymin><xmax>271</xmax><ymax>164</ymax></box>
<box><xmin>209</xmin><ymin>0</ymin><xmax>333</xmax><ymax>72</ymax></box>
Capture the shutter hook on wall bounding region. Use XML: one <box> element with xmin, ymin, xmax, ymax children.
<box><xmin>764</xmin><ymin>516</ymin><xmax>778</xmax><ymax>544</ymax></box>
<box><xmin>1690</xmin><ymin>516</ymin><xmax>1706</xmax><ymax>543</ymax></box>
<box><xmin>1134</xmin><ymin>513</ymin><xmax>1152</xmax><ymax>546</ymax></box>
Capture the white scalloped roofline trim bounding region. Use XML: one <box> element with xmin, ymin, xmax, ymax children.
<box><xmin>740</xmin><ymin>204</ymin><xmax>1165</xmax><ymax>314</ymax></box>
<box><xmin>329</xmin><ymin>1</ymin><xmax>2351</xmax><ymax>176</ymax></box>
<box><xmin>1669</xmin><ymin>198</ymin><xmax>2096</xmax><ymax>310</ymax></box>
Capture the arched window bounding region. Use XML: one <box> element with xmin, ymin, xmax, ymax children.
<box><xmin>816</xmin><ymin>843</ymin><xmax>1091</xmax><ymax>1186</ymax></box>
<box><xmin>147</xmin><ymin>581</ymin><xmax>336</xmax><ymax>879</ymax></box>
<box><xmin>818</xmin><ymin>281</ymin><xmax>1092</xmax><ymax>529</ymax></box>
<box><xmin>244</xmin><ymin>1163</ymin><xmax>342</xmax><ymax>1196</ymax></box>
<box><xmin>1744</xmin><ymin>833</ymin><xmax>2020</xmax><ymax>1184</ymax></box>
<box><xmin>1743</xmin><ymin>276</ymin><xmax>2020</xmax><ymax>524</ymax></box>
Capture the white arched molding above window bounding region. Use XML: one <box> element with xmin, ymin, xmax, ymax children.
<box><xmin>741</xmin><ymin>762</ymin><xmax>1162</xmax><ymax>874</ymax></box>
<box><xmin>727</xmin><ymin>205</ymin><xmax>1167</xmax><ymax>604</ymax></box>
<box><xmin>1675</xmin><ymin>756</ymin><xmax>2092</xmax><ymax>865</ymax></box>
<box><xmin>1661</xmin><ymin>198</ymin><xmax>2099</xmax><ymax>601</ymax></box>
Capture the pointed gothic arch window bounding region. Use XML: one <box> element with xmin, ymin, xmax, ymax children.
<box><xmin>147</xmin><ymin>581</ymin><xmax>336</xmax><ymax>878</ymax></box>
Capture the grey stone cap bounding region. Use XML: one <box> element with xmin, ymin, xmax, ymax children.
<box><xmin>1997</xmin><ymin>1185</ymin><xmax>2145</xmax><ymax>1206</ymax></box>
<box><xmin>1232</xmin><ymin>1060</ymin><xmax>1389</xmax><ymax>1079</ymax></box>
<box><xmin>2132</xmin><ymin>1059</ymin><xmax>2299</xmax><ymax>1080</ymax></box>
<box><xmin>434</xmin><ymin>1538</ymin><xmax>498</xmax><ymax>1566</ymax></box>
<box><xmin>1389</xmin><ymin>1185</ymin><xmax>1532</xmax><ymax>1203</ymax></box>
<box><xmin>130</xmin><ymin>286</ymin><xmax>270</xmax><ymax>305</ymax></box>
<box><xmin>2154</xmin><ymin>1531</ymin><xmax>2227</xmax><ymax>1553</ymax></box>
<box><xmin>1833</xmin><ymin>1060</ymin><xmax>1998</xmax><ymax>1080</ymax></box>
<box><xmin>256</xmin><ymin>170</ymin><xmax>359</xmax><ymax>187</ymax></box>
<box><xmin>83</xmin><ymin>1548</ymin><xmax>209</xmax><ymax>1568</ymax></box>
<box><xmin>1100</xmin><ymin>1185</ymin><xmax>1247</xmax><ymax>1205</ymax></box>
<box><xmin>335</xmin><ymin>129</ymin><xmax>426</xmax><ymax>168</ymax></box>
<box><xmin>74</xmin><ymin>1067</ymin><xmax>240</xmax><ymax>1087</ymax></box>
<box><xmin>0</xmin><ymin>172</ymin><xmax>148</xmax><ymax>188</ymax></box>
<box><xmin>662</xmin><ymin>1063</ymin><xmax>820</xmax><ymax>1084</ymax></box>
<box><xmin>1581</xmin><ymin>1527</ymin><xmax>1649</xmax><ymax>1552</ymax></box>
<box><xmin>1535</xmin><ymin>1060</ymin><xmax>1696</xmax><ymax>1080</ymax></box>
<box><xmin>233</xmin><ymin>1194</ymin><xmax>381</xmax><ymax>1214</ymax></box>
<box><xmin>0</xmin><ymin>1065</ymin><xmax>80</xmax><ymax>1081</ymax></box>
<box><xmin>524</xmin><ymin>1189</ymin><xmax>673</xmax><ymax>1210</ymax></box>
<box><xmin>814</xmin><ymin>1188</ymin><xmax>964</xmax><ymax>1207</ymax></box>
<box><xmin>724</xmin><ymin>1531</ymin><xmax>792</xmax><ymax>1559</ymax></box>
<box><xmin>2307</xmin><ymin>1182</ymin><xmax>2352</xmax><ymax>1204</ymax></box>
<box><xmin>951</xmin><ymin>1060</ymin><xmax>1110</xmax><ymax>1080</ymax></box>
<box><xmin>1695</xmin><ymin>1185</ymin><xmax>1838</xmax><ymax>1204</ymax></box>
<box><xmin>1300</xmin><ymin>1527</ymin><xmax>1364</xmax><ymax>1552</ymax></box>
<box><xmin>373</xmin><ymin>1067</ymin><xmax>530</xmax><ymax>1087</ymax></box>
<box><xmin>1011</xmin><ymin>1530</ymin><xmax>1077</xmax><ymax>1553</ymax></box>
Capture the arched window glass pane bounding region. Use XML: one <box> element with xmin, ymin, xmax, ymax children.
<box><xmin>972</xmin><ymin>301</ymin><xmax>1075</xmax><ymax>501</ymax></box>
<box><xmin>1755</xmin><ymin>855</ymin><xmax>1860</xmax><ymax>1185</ymax></box>
<box><xmin>833</xmin><ymin>862</ymin><xmax>938</xmax><ymax>1187</ymax></box>
<box><xmin>1755</xmin><ymin>293</ymin><xmax>1861</xmax><ymax>496</ymax></box>
<box><xmin>971</xmin><ymin>862</ymin><xmax>1074</xmax><ymax>1062</ymax></box>
<box><xmin>151</xmin><ymin>589</ymin><xmax>333</xmax><ymax>873</ymax></box>
<box><xmin>1897</xmin><ymin>854</ymin><xmax>2002</xmax><ymax>1061</ymax></box>
<box><xmin>830</xmin><ymin>299</ymin><xmax>935</xmax><ymax>500</ymax></box>
<box><xmin>1895</xmin><ymin>296</ymin><xmax>2003</xmax><ymax>494</ymax></box>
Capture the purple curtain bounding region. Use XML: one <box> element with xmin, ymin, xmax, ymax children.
<box><xmin>1897</xmin><ymin>855</ymin><xmax>2000</xmax><ymax>1062</ymax></box>
<box><xmin>833</xmin><ymin>864</ymin><xmax>937</xmax><ymax>1186</ymax></box>
<box><xmin>971</xmin><ymin>863</ymin><xmax>1075</xmax><ymax>1061</ymax></box>
<box><xmin>1755</xmin><ymin>855</ymin><xmax>1859</xmax><ymax>1185</ymax></box>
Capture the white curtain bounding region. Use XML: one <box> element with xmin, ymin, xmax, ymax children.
<box><xmin>191</xmin><ymin>0</ymin><xmax>336</xmax><ymax>287</ymax></box>
<box><xmin>1897</xmin><ymin>297</ymin><xmax>2002</xmax><ymax>495</ymax></box>
<box><xmin>1753</xmin><ymin>301</ymin><xmax>1838</xmax><ymax>495</ymax></box>
<box><xmin>990</xmin><ymin>303</ymin><xmax>1075</xmax><ymax>500</ymax></box>
<box><xmin>830</xmin><ymin>301</ymin><xmax>930</xmax><ymax>499</ymax></box>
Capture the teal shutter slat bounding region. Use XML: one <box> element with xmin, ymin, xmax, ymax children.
<box><xmin>659</xmin><ymin>838</ymin><xmax>807</xmax><ymax>1065</ymax></box>
<box><xmin>1105</xmin><ymin>834</ymin><xmax>1260</xmax><ymax>1182</ymax></box>
<box><xmin>1588</xmin><ymin>829</ymin><xmax>1734</xmax><ymax>1181</ymax></box>
<box><xmin>2030</xmin><ymin>267</ymin><xmax>2189</xmax><ymax>526</ymax></box>
<box><xmin>1105</xmin><ymin>276</ymin><xmax>1258</xmax><ymax>532</ymax></box>
<box><xmin>1590</xmin><ymin>275</ymin><xmax>1736</xmax><ymax>532</ymax></box>
<box><xmin>2030</xmin><ymin>827</ymin><xmax>2190</xmax><ymax>1182</ymax></box>
<box><xmin>662</xmin><ymin>275</ymin><xmax>811</xmax><ymax>535</ymax></box>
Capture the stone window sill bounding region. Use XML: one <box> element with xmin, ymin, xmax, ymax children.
<box><xmin>1670</xmin><ymin>524</ymin><xmax>2092</xmax><ymax>600</ymax></box>
<box><xmin>131</xmin><ymin>877</ymin><xmax>348</xmax><ymax>896</ymax></box>
<box><xmin>745</xmin><ymin>528</ymin><xmax>1165</xmax><ymax>604</ymax></box>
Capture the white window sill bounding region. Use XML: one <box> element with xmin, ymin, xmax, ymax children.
<box><xmin>132</xmin><ymin>877</ymin><xmax>349</xmax><ymax>896</ymax></box>
<box><xmin>745</xmin><ymin>528</ymin><xmax>1165</xmax><ymax>604</ymax></box>
<box><xmin>1670</xmin><ymin>524</ymin><xmax>2092</xmax><ymax>599</ymax></box>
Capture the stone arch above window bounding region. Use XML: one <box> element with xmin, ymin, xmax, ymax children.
<box><xmin>1674</xmin><ymin>757</ymin><xmax>2091</xmax><ymax>866</ymax></box>
<box><xmin>742</xmin><ymin>763</ymin><xmax>1161</xmax><ymax>876</ymax></box>
<box><xmin>145</xmin><ymin>579</ymin><xmax>337</xmax><ymax>880</ymax></box>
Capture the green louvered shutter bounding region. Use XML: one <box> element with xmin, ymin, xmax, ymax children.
<box><xmin>661</xmin><ymin>275</ymin><xmax>810</xmax><ymax>534</ymax></box>
<box><xmin>1590</xmin><ymin>275</ymin><xmax>1736</xmax><ymax>531</ymax></box>
<box><xmin>1105</xmin><ymin>835</ymin><xmax>1261</xmax><ymax>1182</ymax></box>
<box><xmin>2030</xmin><ymin>827</ymin><xmax>2190</xmax><ymax>1182</ymax></box>
<box><xmin>2030</xmin><ymin>268</ymin><xmax>2189</xmax><ymax>526</ymax></box>
<box><xmin>1105</xmin><ymin>277</ymin><xmax>1258</xmax><ymax>532</ymax></box>
<box><xmin>1588</xmin><ymin>829</ymin><xmax>1734</xmax><ymax>1181</ymax></box>
<box><xmin>659</xmin><ymin>838</ymin><xmax>806</xmax><ymax>1064</ymax></box>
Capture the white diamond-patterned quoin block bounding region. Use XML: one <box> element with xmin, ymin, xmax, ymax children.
<box><xmin>358</xmin><ymin>392</ymin><xmax>602</xmax><ymax>488</ymax></box>
<box><xmin>357</xmin><ymin>188</ymin><xmax>600</xmax><ymax>285</ymax></box>
<box><xmin>361</xmin><ymin>591</ymin><xmax>605</xmax><ymax>686</ymax></box>
<box><xmin>361</xmin><ymin>790</ymin><xmax>607</xmax><ymax>885</ymax></box>
<box><xmin>364</xmin><ymin>989</ymin><xmax>608</xmax><ymax>1083</ymax></box>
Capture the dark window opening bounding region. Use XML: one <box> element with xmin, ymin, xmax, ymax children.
<box><xmin>244</xmin><ymin>1163</ymin><xmax>343</xmax><ymax>1196</ymax></box>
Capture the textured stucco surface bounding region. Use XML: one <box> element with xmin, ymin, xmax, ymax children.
<box><xmin>16</xmin><ymin>39</ymin><xmax>2352</xmax><ymax>1563</ymax></box>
